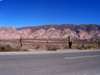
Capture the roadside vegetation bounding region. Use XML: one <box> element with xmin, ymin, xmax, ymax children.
<box><xmin>0</xmin><ymin>38</ymin><xmax>99</xmax><ymax>52</ymax></box>
<box><xmin>0</xmin><ymin>44</ymin><xmax>27</xmax><ymax>52</ymax></box>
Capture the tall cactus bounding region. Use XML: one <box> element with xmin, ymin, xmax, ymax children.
<box><xmin>19</xmin><ymin>36</ymin><xmax>22</xmax><ymax>48</ymax></box>
<box><xmin>96</xmin><ymin>38</ymin><xmax>100</xmax><ymax>48</ymax></box>
<box><xmin>68</xmin><ymin>36</ymin><xmax>72</xmax><ymax>48</ymax></box>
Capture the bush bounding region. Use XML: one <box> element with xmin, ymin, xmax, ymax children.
<box><xmin>77</xmin><ymin>44</ymin><xmax>96</xmax><ymax>50</ymax></box>
<box><xmin>47</xmin><ymin>46</ymin><xmax>58</xmax><ymax>51</ymax></box>
<box><xmin>0</xmin><ymin>44</ymin><xmax>27</xmax><ymax>52</ymax></box>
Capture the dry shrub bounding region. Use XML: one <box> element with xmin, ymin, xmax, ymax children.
<box><xmin>0</xmin><ymin>44</ymin><xmax>27</xmax><ymax>52</ymax></box>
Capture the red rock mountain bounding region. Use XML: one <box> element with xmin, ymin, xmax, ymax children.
<box><xmin>0</xmin><ymin>24</ymin><xmax>100</xmax><ymax>40</ymax></box>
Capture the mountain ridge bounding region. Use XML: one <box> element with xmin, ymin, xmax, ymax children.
<box><xmin>0</xmin><ymin>24</ymin><xmax>100</xmax><ymax>40</ymax></box>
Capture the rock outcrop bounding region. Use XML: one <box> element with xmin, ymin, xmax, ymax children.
<box><xmin>0</xmin><ymin>24</ymin><xmax>100</xmax><ymax>40</ymax></box>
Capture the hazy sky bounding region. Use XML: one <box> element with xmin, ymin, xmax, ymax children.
<box><xmin>0</xmin><ymin>0</ymin><xmax>100</xmax><ymax>27</ymax></box>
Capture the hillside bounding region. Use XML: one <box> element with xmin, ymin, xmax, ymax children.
<box><xmin>0</xmin><ymin>24</ymin><xmax>100</xmax><ymax>40</ymax></box>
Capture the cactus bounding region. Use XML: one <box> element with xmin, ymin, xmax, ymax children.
<box><xmin>68</xmin><ymin>36</ymin><xmax>72</xmax><ymax>48</ymax></box>
<box><xmin>19</xmin><ymin>36</ymin><xmax>23</xmax><ymax>48</ymax></box>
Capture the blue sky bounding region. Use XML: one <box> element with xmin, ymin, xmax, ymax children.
<box><xmin>0</xmin><ymin>0</ymin><xmax>100</xmax><ymax>27</ymax></box>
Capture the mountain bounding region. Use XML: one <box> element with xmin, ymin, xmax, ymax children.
<box><xmin>0</xmin><ymin>24</ymin><xmax>100</xmax><ymax>40</ymax></box>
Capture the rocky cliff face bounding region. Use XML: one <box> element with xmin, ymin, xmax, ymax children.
<box><xmin>0</xmin><ymin>24</ymin><xmax>100</xmax><ymax>40</ymax></box>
